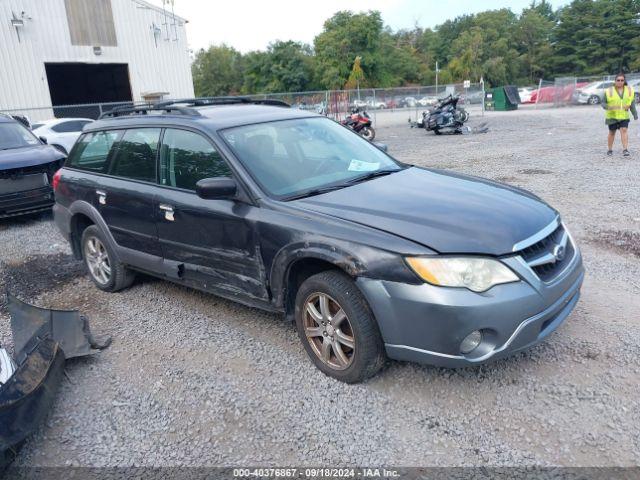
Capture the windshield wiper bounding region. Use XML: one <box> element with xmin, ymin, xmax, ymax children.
<box><xmin>283</xmin><ymin>184</ymin><xmax>350</xmax><ymax>201</ymax></box>
<box><xmin>345</xmin><ymin>168</ymin><xmax>400</xmax><ymax>185</ymax></box>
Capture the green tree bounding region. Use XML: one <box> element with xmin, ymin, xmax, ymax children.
<box><xmin>242</xmin><ymin>41</ymin><xmax>314</xmax><ymax>94</ymax></box>
<box><xmin>378</xmin><ymin>29</ymin><xmax>426</xmax><ymax>86</ymax></box>
<box><xmin>345</xmin><ymin>56</ymin><xmax>365</xmax><ymax>90</ymax></box>
<box><xmin>444</xmin><ymin>9</ymin><xmax>521</xmax><ymax>86</ymax></box>
<box><xmin>313</xmin><ymin>11</ymin><xmax>384</xmax><ymax>89</ymax></box>
<box><xmin>516</xmin><ymin>6</ymin><xmax>554</xmax><ymax>82</ymax></box>
<box><xmin>191</xmin><ymin>44</ymin><xmax>243</xmax><ymax>96</ymax></box>
<box><xmin>552</xmin><ymin>0</ymin><xmax>640</xmax><ymax>75</ymax></box>
<box><xmin>190</xmin><ymin>1</ymin><xmax>640</xmax><ymax>97</ymax></box>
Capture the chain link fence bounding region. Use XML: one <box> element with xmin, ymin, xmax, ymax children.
<box><xmin>4</xmin><ymin>73</ymin><xmax>640</xmax><ymax>126</ymax></box>
<box><xmin>249</xmin><ymin>82</ymin><xmax>486</xmax><ymax>125</ymax></box>
<box><xmin>0</xmin><ymin>101</ymin><xmax>147</xmax><ymax>124</ymax></box>
<box><xmin>1</xmin><ymin>82</ymin><xmax>485</xmax><ymax>128</ymax></box>
<box><xmin>531</xmin><ymin>72</ymin><xmax>640</xmax><ymax>108</ymax></box>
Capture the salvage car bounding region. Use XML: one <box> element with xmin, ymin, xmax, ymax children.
<box><xmin>53</xmin><ymin>98</ymin><xmax>584</xmax><ymax>383</ymax></box>
<box><xmin>0</xmin><ymin>114</ymin><xmax>66</xmax><ymax>218</ymax></box>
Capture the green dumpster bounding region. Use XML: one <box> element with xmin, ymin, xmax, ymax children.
<box><xmin>485</xmin><ymin>86</ymin><xmax>520</xmax><ymax>111</ymax></box>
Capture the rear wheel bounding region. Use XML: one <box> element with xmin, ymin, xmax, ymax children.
<box><xmin>81</xmin><ymin>225</ymin><xmax>135</xmax><ymax>292</ymax></box>
<box><xmin>360</xmin><ymin>127</ymin><xmax>376</xmax><ymax>141</ymax></box>
<box><xmin>294</xmin><ymin>271</ymin><xmax>385</xmax><ymax>383</ymax></box>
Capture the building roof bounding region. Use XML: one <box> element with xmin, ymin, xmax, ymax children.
<box><xmin>129</xmin><ymin>0</ymin><xmax>187</xmax><ymax>23</ymax></box>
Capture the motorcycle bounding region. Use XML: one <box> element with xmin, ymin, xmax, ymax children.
<box><xmin>423</xmin><ymin>94</ymin><xmax>469</xmax><ymax>134</ymax></box>
<box><xmin>341</xmin><ymin>108</ymin><xmax>376</xmax><ymax>141</ymax></box>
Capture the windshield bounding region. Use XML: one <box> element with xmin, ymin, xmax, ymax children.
<box><xmin>0</xmin><ymin>122</ymin><xmax>41</xmax><ymax>150</ymax></box>
<box><xmin>221</xmin><ymin>117</ymin><xmax>402</xmax><ymax>199</ymax></box>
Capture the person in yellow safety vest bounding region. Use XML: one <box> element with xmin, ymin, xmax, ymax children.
<box><xmin>603</xmin><ymin>72</ymin><xmax>637</xmax><ymax>156</ymax></box>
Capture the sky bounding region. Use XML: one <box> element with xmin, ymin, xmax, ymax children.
<box><xmin>150</xmin><ymin>0</ymin><xmax>571</xmax><ymax>53</ymax></box>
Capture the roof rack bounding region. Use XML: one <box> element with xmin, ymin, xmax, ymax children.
<box><xmin>156</xmin><ymin>96</ymin><xmax>291</xmax><ymax>108</ymax></box>
<box><xmin>98</xmin><ymin>104</ymin><xmax>202</xmax><ymax>120</ymax></box>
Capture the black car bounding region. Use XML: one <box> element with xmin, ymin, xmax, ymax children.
<box><xmin>0</xmin><ymin>114</ymin><xmax>66</xmax><ymax>218</ymax></box>
<box><xmin>53</xmin><ymin>98</ymin><xmax>583</xmax><ymax>383</ymax></box>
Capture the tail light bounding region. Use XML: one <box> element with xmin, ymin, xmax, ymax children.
<box><xmin>52</xmin><ymin>169</ymin><xmax>62</xmax><ymax>192</ymax></box>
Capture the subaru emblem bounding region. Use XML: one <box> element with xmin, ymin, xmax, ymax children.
<box><xmin>552</xmin><ymin>244</ymin><xmax>565</xmax><ymax>262</ymax></box>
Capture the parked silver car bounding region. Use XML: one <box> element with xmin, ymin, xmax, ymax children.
<box><xmin>575</xmin><ymin>81</ymin><xmax>614</xmax><ymax>105</ymax></box>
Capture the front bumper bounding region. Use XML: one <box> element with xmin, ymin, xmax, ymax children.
<box><xmin>0</xmin><ymin>186</ymin><xmax>54</xmax><ymax>218</ymax></box>
<box><xmin>357</xmin><ymin>247</ymin><xmax>584</xmax><ymax>367</ymax></box>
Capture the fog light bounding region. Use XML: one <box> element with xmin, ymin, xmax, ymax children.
<box><xmin>460</xmin><ymin>330</ymin><xmax>482</xmax><ymax>354</ymax></box>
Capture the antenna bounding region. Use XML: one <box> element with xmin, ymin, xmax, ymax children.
<box><xmin>161</xmin><ymin>0</ymin><xmax>170</xmax><ymax>41</ymax></box>
<box><xmin>170</xmin><ymin>0</ymin><xmax>178</xmax><ymax>41</ymax></box>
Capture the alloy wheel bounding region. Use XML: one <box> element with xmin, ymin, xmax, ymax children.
<box><xmin>303</xmin><ymin>293</ymin><xmax>355</xmax><ymax>370</ymax></box>
<box><xmin>84</xmin><ymin>236</ymin><xmax>111</xmax><ymax>285</ymax></box>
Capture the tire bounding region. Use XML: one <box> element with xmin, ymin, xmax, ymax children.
<box><xmin>588</xmin><ymin>95</ymin><xmax>600</xmax><ymax>105</ymax></box>
<box><xmin>361</xmin><ymin>127</ymin><xmax>376</xmax><ymax>141</ymax></box>
<box><xmin>81</xmin><ymin>225</ymin><xmax>135</xmax><ymax>292</ymax></box>
<box><xmin>294</xmin><ymin>271</ymin><xmax>385</xmax><ymax>383</ymax></box>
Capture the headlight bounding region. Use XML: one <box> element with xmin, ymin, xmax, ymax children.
<box><xmin>405</xmin><ymin>257</ymin><xmax>519</xmax><ymax>292</ymax></box>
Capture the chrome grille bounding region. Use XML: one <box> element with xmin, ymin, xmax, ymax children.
<box><xmin>518</xmin><ymin>224</ymin><xmax>574</xmax><ymax>282</ymax></box>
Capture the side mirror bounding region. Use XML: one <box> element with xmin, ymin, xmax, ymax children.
<box><xmin>196</xmin><ymin>177</ymin><xmax>237</xmax><ymax>200</ymax></box>
<box><xmin>39</xmin><ymin>136</ymin><xmax>48</xmax><ymax>144</ymax></box>
<box><xmin>374</xmin><ymin>142</ymin><xmax>388</xmax><ymax>152</ymax></box>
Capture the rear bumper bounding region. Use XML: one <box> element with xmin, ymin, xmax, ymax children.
<box><xmin>357</xmin><ymin>248</ymin><xmax>584</xmax><ymax>368</ymax></box>
<box><xmin>0</xmin><ymin>186</ymin><xmax>54</xmax><ymax>218</ymax></box>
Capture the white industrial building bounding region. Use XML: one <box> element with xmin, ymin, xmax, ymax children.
<box><xmin>0</xmin><ymin>0</ymin><xmax>194</xmax><ymax>120</ymax></box>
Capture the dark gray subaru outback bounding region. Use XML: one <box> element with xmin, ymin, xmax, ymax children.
<box><xmin>53</xmin><ymin>98</ymin><xmax>584</xmax><ymax>383</ymax></box>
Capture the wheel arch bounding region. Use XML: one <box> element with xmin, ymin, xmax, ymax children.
<box><xmin>68</xmin><ymin>201</ymin><xmax>119</xmax><ymax>262</ymax></box>
<box><xmin>271</xmin><ymin>244</ymin><xmax>366</xmax><ymax>321</ymax></box>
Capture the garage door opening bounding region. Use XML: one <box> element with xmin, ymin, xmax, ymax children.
<box><xmin>45</xmin><ymin>63</ymin><xmax>133</xmax><ymax>118</ymax></box>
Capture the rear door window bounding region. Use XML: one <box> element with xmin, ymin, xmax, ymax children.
<box><xmin>109</xmin><ymin>128</ymin><xmax>161</xmax><ymax>183</ymax></box>
<box><xmin>159</xmin><ymin>128</ymin><xmax>232</xmax><ymax>190</ymax></box>
<box><xmin>67</xmin><ymin>130</ymin><xmax>121</xmax><ymax>173</ymax></box>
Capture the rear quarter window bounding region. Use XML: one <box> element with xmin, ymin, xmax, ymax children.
<box><xmin>67</xmin><ymin>130</ymin><xmax>120</xmax><ymax>173</ymax></box>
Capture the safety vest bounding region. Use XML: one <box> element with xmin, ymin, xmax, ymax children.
<box><xmin>605</xmin><ymin>86</ymin><xmax>634</xmax><ymax>121</ymax></box>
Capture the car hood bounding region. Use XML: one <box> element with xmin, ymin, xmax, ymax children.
<box><xmin>293</xmin><ymin>167</ymin><xmax>557</xmax><ymax>256</ymax></box>
<box><xmin>0</xmin><ymin>145</ymin><xmax>65</xmax><ymax>170</ymax></box>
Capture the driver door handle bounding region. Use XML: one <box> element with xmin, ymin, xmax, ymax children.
<box><xmin>96</xmin><ymin>190</ymin><xmax>107</xmax><ymax>205</ymax></box>
<box><xmin>159</xmin><ymin>204</ymin><xmax>175</xmax><ymax>222</ymax></box>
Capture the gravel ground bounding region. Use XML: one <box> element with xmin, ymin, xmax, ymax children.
<box><xmin>1</xmin><ymin>105</ymin><xmax>639</xmax><ymax>469</ymax></box>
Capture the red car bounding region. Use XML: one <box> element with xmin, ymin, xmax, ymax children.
<box><xmin>529</xmin><ymin>82</ymin><xmax>589</xmax><ymax>104</ymax></box>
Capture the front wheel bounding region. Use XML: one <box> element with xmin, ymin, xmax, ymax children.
<box><xmin>294</xmin><ymin>271</ymin><xmax>385</xmax><ymax>383</ymax></box>
<box><xmin>360</xmin><ymin>126</ymin><xmax>375</xmax><ymax>141</ymax></box>
<box><xmin>588</xmin><ymin>95</ymin><xmax>601</xmax><ymax>105</ymax></box>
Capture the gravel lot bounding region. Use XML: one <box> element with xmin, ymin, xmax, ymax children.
<box><xmin>1</xmin><ymin>105</ymin><xmax>639</xmax><ymax>469</ymax></box>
